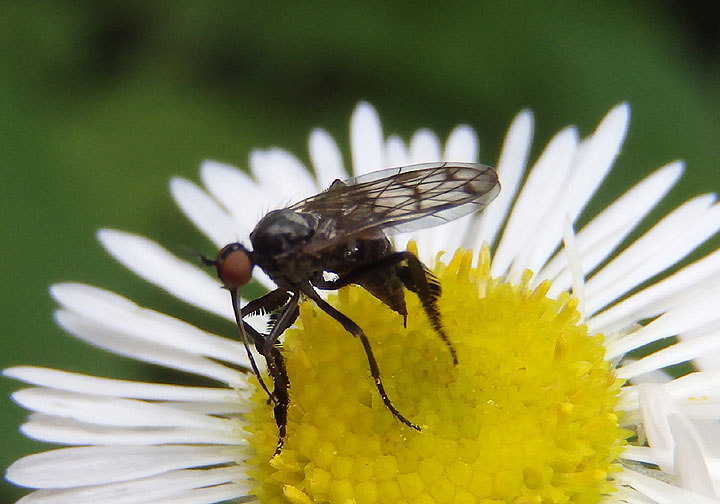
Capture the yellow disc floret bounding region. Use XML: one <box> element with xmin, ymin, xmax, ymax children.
<box><xmin>245</xmin><ymin>247</ymin><xmax>626</xmax><ymax>503</ymax></box>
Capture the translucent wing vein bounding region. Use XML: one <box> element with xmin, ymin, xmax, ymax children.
<box><xmin>290</xmin><ymin>162</ymin><xmax>500</xmax><ymax>251</ymax></box>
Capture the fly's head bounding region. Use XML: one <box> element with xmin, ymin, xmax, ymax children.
<box><xmin>201</xmin><ymin>242</ymin><xmax>254</xmax><ymax>290</ymax></box>
<box><xmin>250</xmin><ymin>209</ymin><xmax>317</xmax><ymax>260</ymax></box>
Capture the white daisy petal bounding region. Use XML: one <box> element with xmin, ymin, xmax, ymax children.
<box><xmin>638</xmin><ymin>383</ymin><xmax>683</xmax><ymax>468</ymax></box>
<box><xmin>507</xmin><ymin>105</ymin><xmax>629</xmax><ymax>282</ymax></box>
<box><xmin>585</xmin><ymin>195</ymin><xmax>720</xmax><ymax>315</ymax></box>
<box><xmin>443</xmin><ymin>125</ymin><xmax>477</xmax><ymax>162</ymax></box>
<box><xmin>250</xmin><ymin>148</ymin><xmax>317</xmax><ymax>204</ymax></box>
<box><xmin>199</xmin><ymin>159</ymin><xmax>265</xmax><ymax>233</ymax></box>
<box><xmin>97</xmin><ymin>229</ymin><xmax>233</xmax><ymax>319</ymax></box>
<box><xmin>350</xmin><ymin>101</ymin><xmax>384</xmax><ymax>176</ymax></box>
<box><xmin>50</xmin><ymin>283</ymin><xmax>252</xmax><ymax>368</ymax></box>
<box><xmin>14</xmin><ymin>467</ymin><xmax>245</xmax><ymax>504</ymax></box>
<box><xmin>695</xmin><ymin>353</ymin><xmax>720</xmax><ymax>374</ymax></box>
<box><xmin>694</xmin><ymin>419</ymin><xmax>720</xmax><ymax>458</ymax></box>
<box><xmin>563</xmin><ymin>103</ymin><xmax>629</xmax><ymax>221</ymax></box>
<box><xmin>12</xmin><ymin>388</ymin><xmax>235</xmax><ymax>431</ymax></box>
<box><xmin>54</xmin><ymin>310</ymin><xmax>246</xmax><ymax>386</ymax></box>
<box><xmin>624</xmin><ymin>401</ymin><xmax>720</xmax><ymax>497</ymax></box>
<box><xmin>384</xmin><ymin>135</ymin><xmax>409</xmax><ymax>168</ymax></box>
<box><xmin>6</xmin><ymin>445</ymin><xmax>236</xmax><ymax>489</ymax></box>
<box><xmin>664</xmin><ymin>370</ymin><xmax>720</xmax><ymax>402</ymax></box>
<box><xmin>20</xmin><ymin>414</ymin><xmax>243</xmax><ymax>446</ymax></box>
<box><xmin>617</xmin><ymin>468</ymin><xmax>720</xmax><ymax>504</ymax></box>
<box><xmin>18</xmin><ymin>482</ymin><xmax>250</xmax><ymax>504</ymax></box>
<box><xmin>149</xmin><ymin>482</ymin><xmax>250</xmax><ymax>504</ymax></box>
<box><xmin>492</xmin><ymin>125</ymin><xmax>578</xmax><ymax>278</ymax></box>
<box><xmin>309</xmin><ymin>128</ymin><xmax>346</xmax><ymax>187</ymax></box>
<box><xmin>618</xmin><ymin>329</ymin><xmax>720</xmax><ymax>379</ymax></box>
<box><xmin>4</xmin><ymin>366</ymin><xmax>242</xmax><ymax>402</ymax></box>
<box><xmin>468</xmin><ymin>109</ymin><xmax>533</xmax><ymax>250</ymax></box>
<box><xmin>669</xmin><ymin>413</ymin><xmax>717</xmax><ymax>497</ymax></box>
<box><xmin>608</xmin><ymin>285</ymin><xmax>720</xmax><ymax>359</ymax></box>
<box><xmin>587</xmin><ymin>248</ymin><xmax>720</xmax><ymax>335</ymax></box>
<box><xmin>168</xmin><ymin>176</ymin><xmax>277</xmax><ymax>291</ymax></box>
<box><xmin>543</xmin><ymin>162</ymin><xmax>684</xmax><ymax>296</ymax></box>
<box><xmin>155</xmin><ymin>401</ymin><xmax>247</xmax><ymax>415</ymax></box>
<box><xmin>408</xmin><ymin>128</ymin><xmax>442</xmax><ymax>164</ymax></box>
<box><xmin>170</xmin><ymin>177</ymin><xmax>241</xmax><ymax>248</ymax></box>
<box><xmin>657</xmin><ymin>379</ymin><xmax>720</xmax><ymax>415</ymax></box>
<box><xmin>621</xmin><ymin>445</ymin><xmax>672</xmax><ymax>468</ymax></box>
<box><xmin>561</xmin><ymin>217</ymin><xmax>586</xmax><ymax>314</ymax></box>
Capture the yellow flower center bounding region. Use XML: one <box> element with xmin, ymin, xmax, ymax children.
<box><xmin>245</xmin><ymin>247</ymin><xmax>627</xmax><ymax>504</ymax></box>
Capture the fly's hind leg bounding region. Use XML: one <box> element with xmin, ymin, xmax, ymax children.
<box><xmin>394</xmin><ymin>252</ymin><xmax>457</xmax><ymax>365</ymax></box>
<box><xmin>300</xmin><ymin>281</ymin><xmax>421</xmax><ymax>432</ymax></box>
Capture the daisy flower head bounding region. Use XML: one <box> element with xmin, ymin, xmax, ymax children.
<box><xmin>6</xmin><ymin>102</ymin><xmax>720</xmax><ymax>504</ymax></box>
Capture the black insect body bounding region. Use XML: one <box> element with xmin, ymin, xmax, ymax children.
<box><xmin>203</xmin><ymin>162</ymin><xmax>500</xmax><ymax>454</ymax></box>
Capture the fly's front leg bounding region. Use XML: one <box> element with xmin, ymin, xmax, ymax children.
<box><xmin>260</xmin><ymin>291</ymin><xmax>300</xmax><ymax>356</ymax></box>
<box><xmin>246</xmin><ymin>319</ymin><xmax>290</xmax><ymax>455</ymax></box>
<box><xmin>242</xmin><ymin>322</ymin><xmax>282</xmax><ymax>405</ymax></box>
<box><xmin>228</xmin><ymin>289</ymin><xmax>275</xmax><ymax>402</ymax></box>
<box><xmin>300</xmin><ymin>282</ymin><xmax>421</xmax><ymax>432</ymax></box>
<box><xmin>246</xmin><ymin>290</ymin><xmax>299</xmax><ymax>455</ymax></box>
<box><xmin>241</xmin><ymin>289</ymin><xmax>292</xmax><ymax>318</ymax></box>
<box><xmin>266</xmin><ymin>344</ymin><xmax>290</xmax><ymax>455</ymax></box>
<box><xmin>234</xmin><ymin>288</ymin><xmax>291</xmax><ymax>402</ymax></box>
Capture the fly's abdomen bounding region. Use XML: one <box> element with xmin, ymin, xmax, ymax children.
<box><xmin>320</xmin><ymin>235</ymin><xmax>408</xmax><ymax>317</ymax></box>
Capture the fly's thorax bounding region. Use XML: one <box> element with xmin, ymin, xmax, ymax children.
<box><xmin>249</xmin><ymin>209</ymin><xmax>321</xmax><ymax>284</ymax></box>
<box><xmin>250</xmin><ymin>210</ymin><xmax>318</xmax><ymax>258</ymax></box>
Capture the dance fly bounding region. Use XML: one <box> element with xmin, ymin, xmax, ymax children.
<box><xmin>202</xmin><ymin>161</ymin><xmax>500</xmax><ymax>454</ymax></box>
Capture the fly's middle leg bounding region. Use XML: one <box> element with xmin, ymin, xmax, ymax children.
<box><xmin>301</xmin><ymin>282</ymin><xmax>421</xmax><ymax>432</ymax></box>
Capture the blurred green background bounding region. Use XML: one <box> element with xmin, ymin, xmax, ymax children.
<box><xmin>2</xmin><ymin>1</ymin><xmax>718</xmax><ymax>501</ymax></box>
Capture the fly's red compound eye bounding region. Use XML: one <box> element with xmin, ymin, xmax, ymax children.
<box><xmin>216</xmin><ymin>243</ymin><xmax>253</xmax><ymax>289</ymax></box>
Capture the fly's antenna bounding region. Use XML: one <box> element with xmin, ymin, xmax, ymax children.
<box><xmin>199</xmin><ymin>254</ymin><xmax>216</xmax><ymax>267</ymax></box>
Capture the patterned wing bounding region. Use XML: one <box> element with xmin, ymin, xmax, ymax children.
<box><xmin>289</xmin><ymin>162</ymin><xmax>500</xmax><ymax>251</ymax></box>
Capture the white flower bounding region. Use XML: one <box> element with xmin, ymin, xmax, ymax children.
<box><xmin>6</xmin><ymin>102</ymin><xmax>720</xmax><ymax>504</ymax></box>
